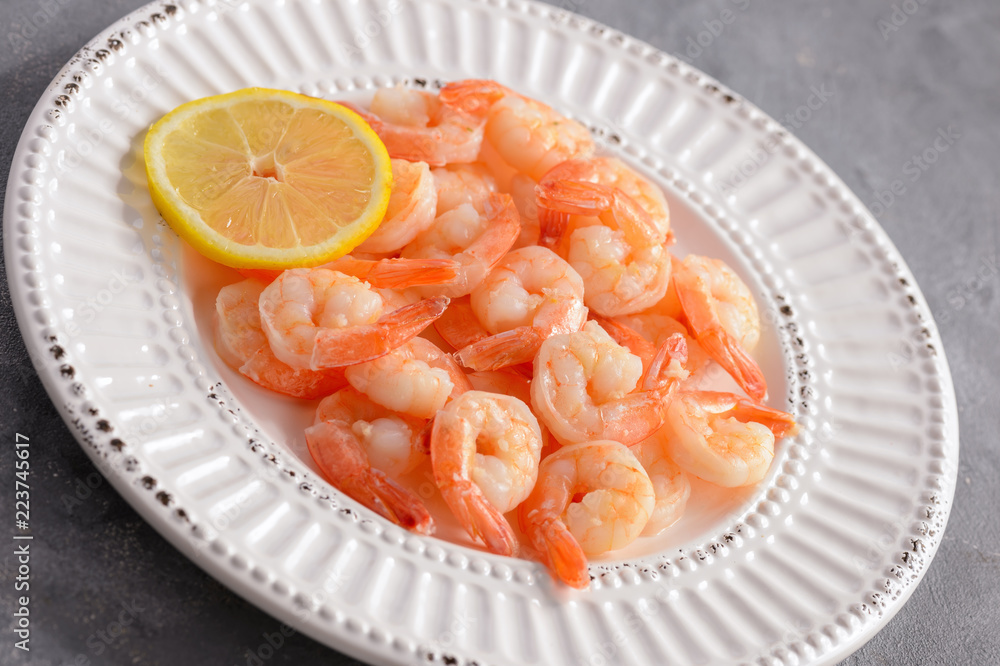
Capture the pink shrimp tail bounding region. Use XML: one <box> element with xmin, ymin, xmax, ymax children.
<box><xmin>591</xmin><ymin>314</ymin><xmax>657</xmax><ymax>364</ymax></box>
<box><xmin>536</xmin><ymin>205</ymin><xmax>569</xmax><ymax>251</ymax></box>
<box><xmin>686</xmin><ymin>391</ymin><xmax>799</xmax><ymax>438</ymax></box>
<box><xmin>440</xmin><ymin>479</ymin><xmax>519</xmax><ymax>556</ymax></box>
<box><xmin>240</xmin><ymin>347</ymin><xmax>348</xmax><ymax>400</ymax></box>
<box><xmin>526</xmin><ymin>517</ymin><xmax>590</xmax><ymax>589</ymax></box>
<box><xmin>642</xmin><ymin>333</ymin><xmax>689</xmax><ymax>392</ymax></box>
<box><xmin>536</xmin><ymin>179</ymin><xmax>615</xmax><ymax>216</ymax></box>
<box><xmin>455</xmin><ymin>326</ymin><xmax>546</xmax><ymax>371</ymax></box>
<box><xmin>697</xmin><ymin>328</ymin><xmax>768</xmax><ymax>401</ymax></box>
<box><xmin>439</xmin><ymin>79</ymin><xmax>508</xmax><ymax>116</ymax></box>
<box><xmin>305</xmin><ymin>421</ymin><xmax>435</xmax><ymax>535</ymax></box>
<box><xmin>433</xmin><ymin>297</ymin><xmax>489</xmax><ymax>351</ymax></box>
<box><xmin>339</xmin><ymin>102</ymin><xmax>457</xmax><ymax>167</ymax></box>
<box><xmin>311</xmin><ymin>296</ymin><xmax>449</xmax><ymax>369</ymax></box>
<box><xmin>471</xmin><ymin>193</ymin><xmax>521</xmax><ymax>272</ymax></box>
<box><xmin>326</xmin><ymin>257</ymin><xmax>460</xmax><ymax>288</ymax></box>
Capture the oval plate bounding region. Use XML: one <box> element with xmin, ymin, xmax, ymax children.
<box><xmin>3</xmin><ymin>1</ymin><xmax>959</xmax><ymax>664</ymax></box>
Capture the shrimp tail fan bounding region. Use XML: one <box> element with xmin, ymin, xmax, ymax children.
<box><xmin>455</xmin><ymin>327</ymin><xmax>545</xmax><ymax>371</ymax></box>
<box><xmin>443</xmin><ymin>479</ymin><xmax>519</xmax><ymax>557</ymax></box>
<box><xmin>698</xmin><ymin>328</ymin><xmax>768</xmax><ymax>401</ymax></box>
<box><xmin>305</xmin><ymin>422</ymin><xmax>435</xmax><ymax>535</ymax></box>
<box><xmin>530</xmin><ymin>518</ymin><xmax>590</xmax><ymax>589</ymax></box>
<box><xmin>310</xmin><ymin>296</ymin><xmax>449</xmax><ymax>369</ymax></box>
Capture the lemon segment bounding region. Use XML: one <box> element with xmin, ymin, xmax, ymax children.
<box><xmin>144</xmin><ymin>88</ymin><xmax>392</xmax><ymax>268</ymax></box>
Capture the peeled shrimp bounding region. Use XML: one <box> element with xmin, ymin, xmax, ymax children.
<box><xmin>306</xmin><ymin>420</ymin><xmax>433</xmax><ymax>534</ymax></box>
<box><xmin>315</xmin><ymin>387</ymin><xmax>430</xmax><ymax>478</ymax></box>
<box><xmin>214</xmin><ymin>279</ymin><xmax>346</xmax><ymax>399</ymax></box>
<box><xmin>537</xmin><ymin>180</ymin><xmax>671</xmax><ymax>316</ymax></box>
<box><xmin>357</xmin><ymin>159</ymin><xmax>438</xmax><ymax>254</ymax></box>
<box><xmin>530</xmin><ymin>321</ymin><xmax>685</xmax><ymax>446</ymax></box>
<box><xmin>440</xmin><ymin>79</ymin><xmax>595</xmax><ymax>181</ymax></box>
<box><xmin>518</xmin><ymin>440</ymin><xmax>655</xmax><ymax>588</ymax></box>
<box><xmin>401</xmin><ymin>192</ymin><xmax>520</xmax><ymax>298</ymax></box>
<box><xmin>539</xmin><ymin>157</ymin><xmax>671</xmax><ymax>241</ymax></box>
<box><xmin>432</xmin><ymin>163</ymin><xmax>497</xmax><ymax>215</ymax></box>
<box><xmin>455</xmin><ymin>246</ymin><xmax>587</xmax><ymax>371</ymax></box>
<box><xmin>431</xmin><ymin>391</ymin><xmax>544</xmax><ymax>555</ymax></box>
<box><xmin>258</xmin><ymin>268</ymin><xmax>447</xmax><ymax>370</ymax></box>
<box><xmin>345</xmin><ymin>337</ymin><xmax>472</xmax><ymax>419</ymax></box>
<box><xmin>346</xmin><ymin>87</ymin><xmax>485</xmax><ymax>166</ymax></box>
<box><xmin>236</xmin><ymin>255</ymin><xmax>458</xmax><ymax>288</ymax></box>
<box><xmin>629</xmin><ymin>438</ymin><xmax>691</xmax><ymax>536</ymax></box>
<box><xmin>671</xmin><ymin>255</ymin><xmax>765</xmax><ymax>400</ymax></box>
<box><xmin>662</xmin><ymin>390</ymin><xmax>798</xmax><ymax>487</ymax></box>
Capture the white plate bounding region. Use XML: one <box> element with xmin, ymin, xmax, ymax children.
<box><xmin>4</xmin><ymin>0</ymin><xmax>959</xmax><ymax>664</ymax></box>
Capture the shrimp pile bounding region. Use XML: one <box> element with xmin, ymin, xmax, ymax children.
<box><xmin>211</xmin><ymin>80</ymin><xmax>798</xmax><ymax>589</ymax></box>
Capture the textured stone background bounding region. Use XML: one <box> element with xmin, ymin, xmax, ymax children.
<box><xmin>1</xmin><ymin>0</ymin><xmax>997</xmax><ymax>664</ymax></box>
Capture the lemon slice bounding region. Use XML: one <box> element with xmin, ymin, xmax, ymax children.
<box><xmin>144</xmin><ymin>88</ymin><xmax>392</xmax><ymax>269</ymax></box>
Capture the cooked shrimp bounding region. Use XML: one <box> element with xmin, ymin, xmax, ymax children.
<box><xmin>518</xmin><ymin>440</ymin><xmax>655</xmax><ymax>588</ymax></box>
<box><xmin>306</xmin><ymin>420</ymin><xmax>434</xmax><ymax>534</ymax></box>
<box><xmin>345</xmin><ymin>87</ymin><xmax>485</xmax><ymax>166</ymax></box>
<box><xmin>322</xmin><ymin>256</ymin><xmax>458</xmax><ymax>288</ymax></box>
<box><xmin>433</xmin><ymin>296</ymin><xmax>489</xmax><ymax>351</ymax></box>
<box><xmin>440</xmin><ymin>79</ymin><xmax>595</xmax><ymax>181</ymax></box>
<box><xmin>662</xmin><ymin>390</ymin><xmax>798</xmax><ymax>487</ymax></box>
<box><xmin>671</xmin><ymin>255</ymin><xmax>765</xmax><ymax>400</ymax></box>
<box><xmin>315</xmin><ymin>387</ymin><xmax>430</xmax><ymax>477</ymax></box>
<box><xmin>432</xmin><ymin>163</ymin><xmax>497</xmax><ymax>215</ymax></box>
<box><xmin>539</xmin><ymin>157</ymin><xmax>671</xmax><ymax>239</ymax></box>
<box><xmin>536</xmin><ymin>180</ymin><xmax>672</xmax><ymax>316</ymax></box>
<box><xmin>357</xmin><ymin>159</ymin><xmax>438</xmax><ymax>254</ymax></box>
<box><xmin>401</xmin><ymin>192</ymin><xmax>520</xmax><ymax>298</ymax></box>
<box><xmin>595</xmin><ymin>312</ymin><xmax>712</xmax><ymax>378</ymax></box>
<box><xmin>468</xmin><ymin>369</ymin><xmax>558</xmax><ymax>456</ymax></box>
<box><xmin>629</xmin><ymin>438</ymin><xmax>691</xmax><ymax>536</ymax></box>
<box><xmin>509</xmin><ymin>173</ymin><xmax>542</xmax><ymax>248</ymax></box>
<box><xmin>345</xmin><ymin>337</ymin><xmax>472</xmax><ymax>419</ymax></box>
<box><xmin>455</xmin><ymin>246</ymin><xmax>587</xmax><ymax>371</ymax></box>
<box><xmin>214</xmin><ymin>279</ymin><xmax>346</xmax><ymax>399</ymax></box>
<box><xmin>258</xmin><ymin>268</ymin><xmax>448</xmax><ymax>370</ymax></box>
<box><xmin>530</xmin><ymin>321</ymin><xmax>685</xmax><ymax>446</ymax></box>
<box><xmin>431</xmin><ymin>391</ymin><xmax>544</xmax><ymax>555</ymax></box>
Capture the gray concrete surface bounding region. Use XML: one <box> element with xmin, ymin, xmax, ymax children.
<box><xmin>1</xmin><ymin>0</ymin><xmax>998</xmax><ymax>664</ymax></box>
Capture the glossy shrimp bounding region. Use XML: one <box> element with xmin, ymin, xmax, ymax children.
<box><xmin>518</xmin><ymin>440</ymin><xmax>655</xmax><ymax>588</ymax></box>
<box><xmin>537</xmin><ymin>180</ymin><xmax>672</xmax><ymax>316</ymax></box>
<box><xmin>345</xmin><ymin>87</ymin><xmax>485</xmax><ymax>166</ymax></box>
<box><xmin>214</xmin><ymin>279</ymin><xmax>346</xmax><ymax>399</ymax></box>
<box><xmin>401</xmin><ymin>192</ymin><xmax>521</xmax><ymax>298</ymax></box>
<box><xmin>431</xmin><ymin>391</ymin><xmax>544</xmax><ymax>556</ymax></box>
<box><xmin>440</xmin><ymin>79</ymin><xmax>596</xmax><ymax>181</ymax></box>
<box><xmin>455</xmin><ymin>246</ymin><xmax>587</xmax><ymax>371</ymax></box>
<box><xmin>629</xmin><ymin>438</ymin><xmax>691</xmax><ymax>536</ymax></box>
<box><xmin>307</xmin><ymin>418</ymin><xmax>434</xmax><ymax>534</ymax></box>
<box><xmin>530</xmin><ymin>321</ymin><xmax>686</xmax><ymax>446</ymax></box>
<box><xmin>258</xmin><ymin>268</ymin><xmax>448</xmax><ymax>370</ymax></box>
<box><xmin>662</xmin><ymin>390</ymin><xmax>798</xmax><ymax>487</ymax></box>
<box><xmin>432</xmin><ymin>163</ymin><xmax>497</xmax><ymax>215</ymax></box>
<box><xmin>357</xmin><ymin>159</ymin><xmax>438</xmax><ymax>254</ymax></box>
<box><xmin>671</xmin><ymin>255</ymin><xmax>766</xmax><ymax>400</ymax></box>
<box><xmin>538</xmin><ymin>157</ymin><xmax>672</xmax><ymax>245</ymax></box>
<box><xmin>345</xmin><ymin>336</ymin><xmax>472</xmax><ymax>419</ymax></box>
<box><xmin>315</xmin><ymin>386</ymin><xmax>430</xmax><ymax>478</ymax></box>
